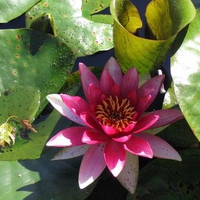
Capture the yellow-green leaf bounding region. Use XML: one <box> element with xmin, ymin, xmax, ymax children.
<box><xmin>111</xmin><ymin>0</ymin><xmax>196</xmax><ymax>74</ymax></box>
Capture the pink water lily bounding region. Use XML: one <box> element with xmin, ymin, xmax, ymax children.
<box><xmin>46</xmin><ymin>57</ymin><xmax>183</xmax><ymax>194</ymax></box>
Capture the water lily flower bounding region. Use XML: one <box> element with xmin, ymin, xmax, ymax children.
<box><xmin>46</xmin><ymin>57</ymin><xmax>183</xmax><ymax>194</ymax></box>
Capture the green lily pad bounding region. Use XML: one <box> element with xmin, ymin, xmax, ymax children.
<box><xmin>110</xmin><ymin>0</ymin><xmax>196</xmax><ymax>74</ymax></box>
<box><xmin>0</xmin><ymin>0</ymin><xmax>39</xmax><ymax>23</ymax></box>
<box><xmin>26</xmin><ymin>0</ymin><xmax>113</xmax><ymax>57</ymax></box>
<box><xmin>82</xmin><ymin>0</ymin><xmax>113</xmax><ymax>23</ymax></box>
<box><xmin>0</xmin><ymin>29</ymin><xmax>75</xmax><ymax>116</ymax></box>
<box><xmin>171</xmin><ymin>9</ymin><xmax>200</xmax><ymax>141</ymax></box>
<box><xmin>0</xmin><ymin>149</ymin><xmax>96</xmax><ymax>200</ymax></box>
<box><xmin>0</xmin><ymin>86</ymin><xmax>40</xmax><ymax>124</ymax></box>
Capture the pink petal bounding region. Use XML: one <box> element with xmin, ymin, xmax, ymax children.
<box><xmin>82</xmin><ymin>129</ymin><xmax>108</xmax><ymax>144</ymax></box>
<box><xmin>46</xmin><ymin>126</ymin><xmax>87</xmax><ymax>147</ymax></box>
<box><xmin>110</xmin><ymin>84</ymin><xmax>121</xmax><ymax>97</ymax></box>
<box><xmin>87</xmin><ymin>84</ymin><xmax>102</xmax><ymax>105</ymax></box>
<box><xmin>148</xmin><ymin>109</ymin><xmax>183</xmax><ymax>129</ymax></box>
<box><xmin>46</xmin><ymin>94</ymin><xmax>85</xmax><ymax>125</ymax></box>
<box><xmin>138</xmin><ymin>75</ymin><xmax>165</xmax><ymax>110</ymax></box>
<box><xmin>133</xmin><ymin>114</ymin><xmax>159</xmax><ymax>134</ymax></box>
<box><xmin>80</xmin><ymin>112</ymin><xmax>101</xmax><ymax>130</ymax></box>
<box><xmin>104</xmin><ymin>57</ymin><xmax>123</xmax><ymax>85</ymax></box>
<box><xmin>51</xmin><ymin>145</ymin><xmax>89</xmax><ymax>160</ymax></box>
<box><xmin>104</xmin><ymin>140</ymin><xmax>126</xmax><ymax>177</ymax></box>
<box><xmin>79</xmin><ymin>144</ymin><xmax>106</xmax><ymax>189</ymax></box>
<box><xmin>61</xmin><ymin>94</ymin><xmax>92</xmax><ymax>116</ymax></box>
<box><xmin>100</xmin><ymin>67</ymin><xmax>115</xmax><ymax>96</ymax></box>
<box><xmin>117</xmin><ymin>152</ymin><xmax>139</xmax><ymax>194</ymax></box>
<box><xmin>123</xmin><ymin>122</ymin><xmax>137</xmax><ymax>133</ymax></box>
<box><xmin>112</xmin><ymin>133</ymin><xmax>132</xmax><ymax>143</ymax></box>
<box><xmin>137</xmin><ymin>133</ymin><xmax>182</xmax><ymax>161</ymax></box>
<box><xmin>127</xmin><ymin>90</ymin><xmax>137</xmax><ymax>107</ymax></box>
<box><xmin>121</xmin><ymin>68</ymin><xmax>139</xmax><ymax>98</ymax></box>
<box><xmin>101</xmin><ymin>125</ymin><xmax>118</xmax><ymax>136</ymax></box>
<box><xmin>135</xmin><ymin>94</ymin><xmax>152</xmax><ymax>116</ymax></box>
<box><xmin>79</xmin><ymin>62</ymin><xmax>100</xmax><ymax>103</ymax></box>
<box><xmin>124</xmin><ymin>136</ymin><xmax>153</xmax><ymax>158</ymax></box>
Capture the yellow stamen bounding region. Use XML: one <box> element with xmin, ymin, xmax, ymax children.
<box><xmin>96</xmin><ymin>95</ymin><xmax>136</xmax><ymax>132</ymax></box>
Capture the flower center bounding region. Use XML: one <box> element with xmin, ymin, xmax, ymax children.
<box><xmin>96</xmin><ymin>95</ymin><xmax>136</xmax><ymax>132</ymax></box>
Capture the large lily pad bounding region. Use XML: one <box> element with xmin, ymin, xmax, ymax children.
<box><xmin>110</xmin><ymin>0</ymin><xmax>196</xmax><ymax>74</ymax></box>
<box><xmin>0</xmin><ymin>0</ymin><xmax>39</xmax><ymax>23</ymax></box>
<box><xmin>0</xmin><ymin>29</ymin><xmax>75</xmax><ymax>116</ymax></box>
<box><xmin>171</xmin><ymin>9</ymin><xmax>200</xmax><ymax>141</ymax></box>
<box><xmin>26</xmin><ymin>0</ymin><xmax>113</xmax><ymax>57</ymax></box>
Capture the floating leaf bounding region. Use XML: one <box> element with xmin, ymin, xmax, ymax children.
<box><xmin>171</xmin><ymin>9</ymin><xmax>200</xmax><ymax>141</ymax></box>
<box><xmin>0</xmin><ymin>86</ymin><xmax>40</xmax><ymax>124</ymax></box>
<box><xmin>26</xmin><ymin>0</ymin><xmax>113</xmax><ymax>57</ymax></box>
<box><xmin>0</xmin><ymin>0</ymin><xmax>39</xmax><ymax>23</ymax></box>
<box><xmin>82</xmin><ymin>0</ymin><xmax>113</xmax><ymax>23</ymax></box>
<box><xmin>0</xmin><ymin>29</ymin><xmax>75</xmax><ymax>116</ymax></box>
<box><xmin>111</xmin><ymin>0</ymin><xmax>196</xmax><ymax>74</ymax></box>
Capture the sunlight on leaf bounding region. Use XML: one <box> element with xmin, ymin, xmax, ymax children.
<box><xmin>171</xmin><ymin>9</ymin><xmax>200</xmax><ymax>141</ymax></box>
<box><xmin>111</xmin><ymin>0</ymin><xmax>196</xmax><ymax>74</ymax></box>
<box><xmin>26</xmin><ymin>0</ymin><xmax>113</xmax><ymax>57</ymax></box>
<box><xmin>0</xmin><ymin>0</ymin><xmax>39</xmax><ymax>22</ymax></box>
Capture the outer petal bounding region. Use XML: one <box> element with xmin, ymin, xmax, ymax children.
<box><xmin>104</xmin><ymin>57</ymin><xmax>123</xmax><ymax>85</ymax></box>
<box><xmin>46</xmin><ymin>126</ymin><xmax>87</xmax><ymax>147</ymax></box>
<box><xmin>137</xmin><ymin>132</ymin><xmax>182</xmax><ymax>161</ymax></box>
<box><xmin>51</xmin><ymin>145</ymin><xmax>89</xmax><ymax>160</ymax></box>
<box><xmin>61</xmin><ymin>94</ymin><xmax>92</xmax><ymax>116</ymax></box>
<box><xmin>138</xmin><ymin>75</ymin><xmax>165</xmax><ymax>110</ymax></box>
<box><xmin>124</xmin><ymin>136</ymin><xmax>153</xmax><ymax>158</ymax></box>
<box><xmin>148</xmin><ymin>109</ymin><xmax>183</xmax><ymax>129</ymax></box>
<box><xmin>133</xmin><ymin>114</ymin><xmax>159</xmax><ymax>134</ymax></box>
<box><xmin>121</xmin><ymin>68</ymin><xmax>139</xmax><ymax>98</ymax></box>
<box><xmin>47</xmin><ymin>94</ymin><xmax>85</xmax><ymax>125</ymax></box>
<box><xmin>104</xmin><ymin>140</ymin><xmax>126</xmax><ymax>177</ymax></box>
<box><xmin>79</xmin><ymin>62</ymin><xmax>100</xmax><ymax>103</ymax></box>
<box><xmin>117</xmin><ymin>152</ymin><xmax>139</xmax><ymax>194</ymax></box>
<box><xmin>82</xmin><ymin>129</ymin><xmax>108</xmax><ymax>144</ymax></box>
<box><xmin>79</xmin><ymin>144</ymin><xmax>106</xmax><ymax>189</ymax></box>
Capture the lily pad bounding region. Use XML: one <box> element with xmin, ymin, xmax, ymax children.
<box><xmin>26</xmin><ymin>0</ymin><xmax>113</xmax><ymax>57</ymax></box>
<box><xmin>0</xmin><ymin>0</ymin><xmax>39</xmax><ymax>23</ymax></box>
<box><xmin>110</xmin><ymin>0</ymin><xmax>196</xmax><ymax>74</ymax></box>
<box><xmin>171</xmin><ymin>9</ymin><xmax>200</xmax><ymax>141</ymax></box>
<box><xmin>0</xmin><ymin>86</ymin><xmax>40</xmax><ymax>124</ymax></box>
<box><xmin>0</xmin><ymin>28</ymin><xmax>75</xmax><ymax>116</ymax></box>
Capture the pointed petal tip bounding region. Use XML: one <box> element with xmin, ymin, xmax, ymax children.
<box><xmin>78</xmin><ymin>62</ymin><xmax>88</xmax><ymax>71</ymax></box>
<box><xmin>79</xmin><ymin>177</ymin><xmax>94</xmax><ymax>189</ymax></box>
<box><xmin>46</xmin><ymin>93</ymin><xmax>60</xmax><ymax>101</ymax></box>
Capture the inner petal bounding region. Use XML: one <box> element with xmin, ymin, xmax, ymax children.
<box><xmin>95</xmin><ymin>95</ymin><xmax>136</xmax><ymax>133</ymax></box>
